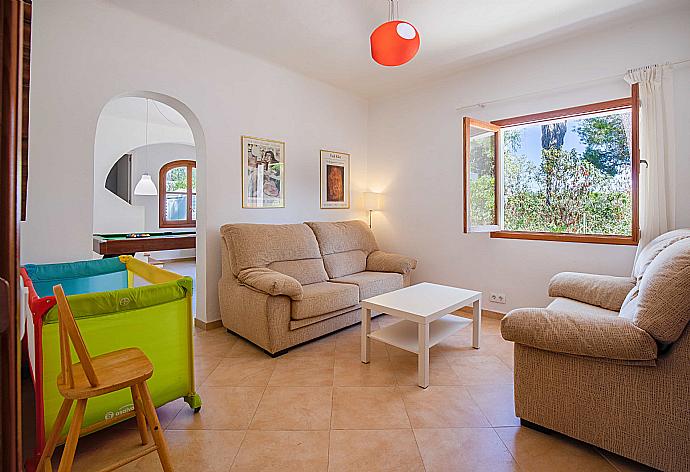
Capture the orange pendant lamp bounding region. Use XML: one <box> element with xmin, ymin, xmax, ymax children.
<box><xmin>370</xmin><ymin>0</ymin><xmax>420</xmax><ymax>67</ymax></box>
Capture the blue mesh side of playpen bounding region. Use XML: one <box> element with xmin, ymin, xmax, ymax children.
<box><xmin>23</xmin><ymin>258</ymin><xmax>128</xmax><ymax>298</ymax></box>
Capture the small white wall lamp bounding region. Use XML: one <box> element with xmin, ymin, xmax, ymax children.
<box><xmin>364</xmin><ymin>192</ymin><xmax>383</xmax><ymax>228</ymax></box>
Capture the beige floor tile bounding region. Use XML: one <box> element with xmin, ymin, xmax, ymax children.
<box><xmin>231</xmin><ymin>430</ymin><xmax>329</xmax><ymax>471</ymax></box>
<box><xmin>399</xmin><ymin>385</ymin><xmax>490</xmax><ymax>428</ymax></box>
<box><xmin>119</xmin><ymin>429</ymin><xmax>245</xmax><ymax>471</ymax></box>
<box><xmin>283</xmin><ymin>336</ymin><xmax>336</xmax><ymax>358</ymax></box>
<box><xmin>385</xmin><ymin>343</ymin><xmax>446</xmax><ymax>359</ymax></box>
<box><xmin>151</xmin><ymin>398</ymin><xmax>187</xmax><ymax>429</ymax></box>
<box><xmin>52</xmin><ymin>428</ymin><xmax>151</xmax><ymax>472</ymax></box>
<box><xmin>193</xmin><ymin>330</ymin><xmax>238</xmax><ymax>357</ymax></box>
<box><xmin>497</xmin><ymin>349</ymin><xmax>515</xmax><ymax>371</ymax></box>
<box><xmin>250</xmin><ymin>386</ymin><xmax>332</xmax><ymax>430</ymax></box>
<box><xmin>480</xmin><ymin>317</ymin><xmax>504</xmax><ymax>335</ymax></box>
<box><xmin>415</xmin><ymin>428</ymin><xmax>521</xmax><ymax>472</ymax></box>
<box><xmin>466</xmin><ymin>383</ymin><xmax>520</xmax><ymax>427</ymax></box>
<box><xmin>268</xmin><ymin>357</ymin><xmax>335</xmax><ymax>386</ymax></box>
<box><xmin>168</xmin><ymin>386</ymin><xmax>264</xmax><ymax>430</ymax></box>
<box><xmin>495</xmin><ymin>426</ymin><xmax>618</xmax><ymax>472</ymax></box>
<box><xmin>438</xmin><ymin>333</ymin><xmax>513</xmax><ymax>359</ymax></box>
<box><xmin>226</xmin><ymin>338</ymin><xmax>272</xmax><ymax>359</ymax></box>
<box><xmin>194</xmin><ymin>355</ymin><xmax>222</xmax><ymax>386</ymax></box>
<box><xmin>334</xmin><ymin>335</ymin><xmax>389</xmax><ymax>359</ymax></box>
<box><xmin>203</xmin><ymin>357</ymin><xmax>276</xmax><ymax>387</ymax></box>
<box><xmin>598</xmin><ymin>449</ymin><xmax>658</xmax><ymax>472</ymax></box>
<box><xmin>390</xmin><ymin>355</ymin><xmax>461</xmax><ymax>386</ymax></box>
<box><xmin>447</xmin><ymin>355</ymin><xmax>514</xmax><ymax>385</ymax></box>
<box><xmin>111</xmin><ymin>397</ymin><xmax>189</xmax><ymax>433</ymax></box>
<box><xmin>329</xmin><ymin>429</ymin><xmax>425</xmax><ymax>472</ymax></box>
<box><xmin>333</xmin><ymin>358</ymin><xmax>397</xmax><ymax>386</ymax></box>
<box><xmin>331</xmin><ymin>386</ymin><xmax>410</xmax><ymax>429</ymax></box>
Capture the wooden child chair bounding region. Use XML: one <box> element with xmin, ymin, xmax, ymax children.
<box><xmin>36</xmin><ymin>284</ymin><xmax>174</xmax><ymax>472</ymax></box>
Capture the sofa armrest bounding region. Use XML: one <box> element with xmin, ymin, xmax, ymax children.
<box><xmin>548</xmin><ymin>272</ymin><xmax>635</xmax><ymax>312</ymax></box>
<box><xmin>501</xmin><ymin>308</ymin><xmax>657</xmax><ymax>361</ymax></box>
<box><xmin>366</xmin><ymin>250</ymin><xmax>417</xmax><ymax>274</ymax></box>
<box><xmin>237</xmin><ymin>268</ymin><xmax>303</xmax><ymax>300</ymax></box>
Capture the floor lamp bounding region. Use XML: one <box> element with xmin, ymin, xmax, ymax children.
<box><xmin>364</xmin><ymin>192</ymin><xmax>382</xmax><ymax>228</ymax></box>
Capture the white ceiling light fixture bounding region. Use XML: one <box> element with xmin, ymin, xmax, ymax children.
<box><xmin>133</xmin><ymin>98</ymin><xmax>158</xmax><ymax>196</ymax></box>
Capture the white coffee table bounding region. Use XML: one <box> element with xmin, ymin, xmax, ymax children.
<box><xmin>361</xmin><ymin>282</ymin><xmax>482</xmax><ymax>388</ymax></box>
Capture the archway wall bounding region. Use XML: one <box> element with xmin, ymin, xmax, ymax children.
<box><xmin>22</xmin><ymin>2</ymin><xmax>369</xmax><ymax>322</ymax></box>
<box><xmin>94</xmin><ymin>97</ymin><xmax>195</xmax><ymax>234</ymax></box>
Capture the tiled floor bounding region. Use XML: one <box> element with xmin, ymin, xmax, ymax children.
<box><xmin>49</xmin><ymin>315</ymin><xmax>656</xmax><ymax>471</ymax></box>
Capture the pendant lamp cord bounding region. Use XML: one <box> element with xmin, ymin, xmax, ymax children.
<box><xmin>388</xmin><ymin>0</ymin><xmax>399</xmax><ymax>21</ymax></box>
<box><xmin>144</xmin><ymin>98</ymin><xmax>149</xmax><ymax>174</ymax></box>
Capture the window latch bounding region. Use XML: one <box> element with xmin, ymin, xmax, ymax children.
<box><xmin>640</xmin><ymin>159</ymin><xmax>649</xmax><ymax>168</ymax></box>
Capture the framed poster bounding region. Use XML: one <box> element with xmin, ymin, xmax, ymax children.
<box><xmin>320</xmin><ymin>150</ymin><xmax>350</xmax><ymax>209</ymax></box>
<box><xmin>241</xmin><ymin>136</ymin><xmax>285</xmax><ymax>208</ymax></box>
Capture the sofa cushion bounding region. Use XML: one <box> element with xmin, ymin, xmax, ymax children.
<box><xmin>548</xmin><ymin>298</ymin><xmax>618</xmax><ymax>317</ymax></box>
<box><xmin>633</xmin><ymin>238</ymin><xmax>690</xmax><ymax>343</ymax></box>
<box><xmin>306</xmin><ymin>220</ymin><xmax>378</xmax><ymax>252</ymax></box>
<box><xmin>291</xmin><ymin>282</ymin><xmax>359</xmax><ymax>320</ymax></box>
<box><xmin>220</xmin><ymin>223</ymin><xmax>324</xmax><ymax>276</ymax></box>
<box><xmin>633</xmin><ymin>229</ymin><xmax>690</xmax><ymax>280</ymax></box>
<box><xmin>306</xmin><ymin>221</ymin><xmax>379</xmax><ymax>278</ymax></box>
<box><xmin>323</xmin><ymin>250</ymin><xmax>368</xmax><ymax>279</ymax></box>
<box><xmin>331</xmin><ymin>271</ymin><xmax>403</xmax><ymax>300</ymax></box>
<box><xmin>268</xmin><ymin>259</ymin><xmax>328</xmax><ymax>285</ymax></box>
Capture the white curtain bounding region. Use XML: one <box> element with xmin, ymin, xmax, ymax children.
<box><xmin>624</xmin><ymin>64</ymin><xmax>676</xmax><ymax>248</ymax></box>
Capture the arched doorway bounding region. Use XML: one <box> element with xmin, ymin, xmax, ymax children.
<box><xmin>92</xmin><ymin>92</ymin><xmax>207</xmax><ymax>322</ymax></box>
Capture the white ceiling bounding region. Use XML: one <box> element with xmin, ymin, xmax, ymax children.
<box><xmin>104</xmin><ymin>0</ymin><xmax>682</xmax><ymax>98</ymax></box>
<box><xmin>101</xmin><ymin>97</ymin><xmax>191</xmax><ymax>129</ymax></box>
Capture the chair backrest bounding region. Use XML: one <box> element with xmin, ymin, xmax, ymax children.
<box><xmin>53</xmin><ymin>284</ymin><xmax>99</xmax><ymax>388</ymax></box>
<box><xmin>633</xmin><ymin>229</ymin><xmax>690</xmax><ymax>280</ymax></box>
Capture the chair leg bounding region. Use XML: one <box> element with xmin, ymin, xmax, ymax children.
<box><xmin>36</xmin><ymin>399</ymin><xmax>74</xmax><ymax>472</ymax></box>
<box><xmin>138</xmin><ymin>382</ymin><xmax>174</xmax><ymax>471</ymax></box>
<box><xmin>131</xmin><ymin>385</ymin><xmax>149</xmax><ymax>445</ymax></box>
<box><xmin>57</xmin><ymin>399</ymin><xmax>87</xmax><ymax>472</ymax></box>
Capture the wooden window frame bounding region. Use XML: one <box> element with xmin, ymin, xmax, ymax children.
<box><xmin>462</xmin><ymin>117</ymin><xmax>501</xmax><ymax>233</ymax></box>
<box><xmin>463</xmin><ymin>84</ymin><xmax>640</xmax><ymax>245</ymax></box>
<box><xmin>159</xmin><ymin>160</ymin><xmax>196</xmax><ymax>228</ymax></box>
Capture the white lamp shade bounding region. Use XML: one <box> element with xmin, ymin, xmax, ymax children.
<box><xmin>364</xmin><ymin>192</ymin><xmax>382</xmax><ymax>211</ymax></box>
<box><xmin>134</xmin><ymin>173</ymin><xmax>158</xmax><ymax>196</ymax></box>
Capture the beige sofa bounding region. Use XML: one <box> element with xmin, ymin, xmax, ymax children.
<box><xmin>218</xmin><ymin>220</ymin><xmax>416</xmax><ymax>355</ymax></box>
<box><xmin>501</xmin><ymin>229</ymin><xmax>690</xmax><ymax>472</ymax></box>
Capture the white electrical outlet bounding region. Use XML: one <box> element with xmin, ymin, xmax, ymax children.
<box><xmin>490</xmin><ymin>292</ymin><xmax>506</xmax><ymax>304</ymax></box>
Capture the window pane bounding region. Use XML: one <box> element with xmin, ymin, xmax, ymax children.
<box><xmin>166</xmin><ymin>166</ymin><xmax>187</xmax><ymax>192</ymax></box>
<box><xmin>191</xmin><ymin>194</ymin><xmax>196</xmax><ymax>221</ymax></box>
<box><xmin>502</xmin><ymin>109</ymin><xmax>632</xmax><ymax>236</ymax></box>
<box><xmin>468</xmin><ymin>126</ymin><xmax>496</xmax><ymax>227</ymax></box>
<box><xmin>191</xmin><ymin>166</ymin><xmax>196</xmax><ymax>193</ymax></box>
<box><xmin>165</xmin><ymin>194</ymin><xmax>187</xmax><ymax>221</ymax></box>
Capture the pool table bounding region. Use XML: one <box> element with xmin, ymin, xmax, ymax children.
<box><xmin>92</xmin><ymin>231</ymin><xmax>196</xmax><ymax>257</ymax></box>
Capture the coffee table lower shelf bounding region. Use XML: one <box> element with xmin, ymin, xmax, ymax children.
<box><xmin>368</xmin><ymin>316</ymin><xmax>472</xmax><ymax>354</ymax></box>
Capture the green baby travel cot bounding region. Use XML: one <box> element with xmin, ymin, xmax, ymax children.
<box><xmin>20</xmin><ymin>256</ymin><xmax>201</xmax><ymax>469</ymax></box>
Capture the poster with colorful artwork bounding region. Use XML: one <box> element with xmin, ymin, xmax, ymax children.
<box><xmin>242</xmin><ymin>136</ymin><xmax>285</xmax><ymax>208</ymax></box>
<box><xmin>320</xmin><ymin>150</ymin><xmax>350</xmax><ymax>209</ymax></box>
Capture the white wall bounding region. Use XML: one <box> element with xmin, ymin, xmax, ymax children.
<box><xmin>94</xmin><ymin>97</ymin><xmax>194</xmax><ymax>234</ymax></box>
<box><xmin>23</xmin><ymin>1</ymin><xmax>369</xmax><ymax>322</ymax></box>
<box><xmin>367</xmin><ymin>7</ymin><xmax>690</xmax><ymax>313</ymax></box>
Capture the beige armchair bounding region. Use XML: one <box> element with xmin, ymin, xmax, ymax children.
<box><xmin>501</xmin><ymin>230</ymin><xmax>690</xmax><ymax>472</ymax></box>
